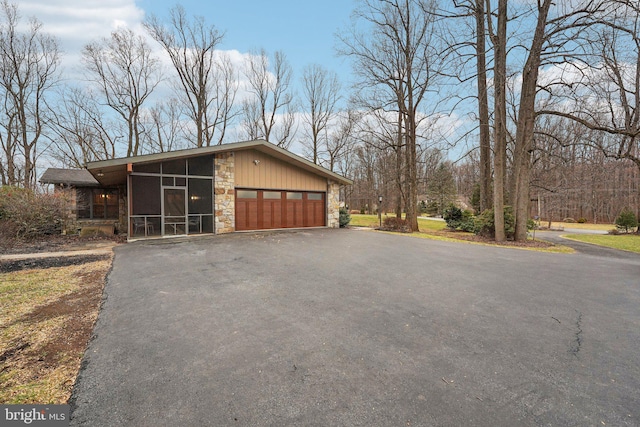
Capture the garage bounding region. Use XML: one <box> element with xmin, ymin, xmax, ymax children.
<box><xmin>235</xmin><ymin>189</ymin><xmax>325</xmax><ymax>231</ymax></box>
<box><xmin>46</xmin><ymin>139</ymin><xmax>351</xmax><ymax>238</ymax></box>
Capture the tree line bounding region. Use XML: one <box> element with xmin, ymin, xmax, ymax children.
<box><xmin>1</xmin><ymin>0</ymin><xmax>639</xmax><ymax>239</ymax></box>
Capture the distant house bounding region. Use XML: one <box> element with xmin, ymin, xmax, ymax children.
<box><xmin>40</xmin><ymin>139</ymin><xmax>352</xmax><ymax>239</ymax></box>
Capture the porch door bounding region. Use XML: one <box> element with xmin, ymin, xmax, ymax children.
<box><xmin>163</xmin><ymin>188</ymin><xmax>186</xmax><ymax>235</ymax></box>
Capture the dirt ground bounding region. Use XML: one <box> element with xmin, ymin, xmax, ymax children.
<box><xmin>1</xmin><ymin>234</ymin><xmax>124</xmax><ymax>256</ymax></box>
<box><xmin>432</xmin><ymin>229</ymin><xmax>557</xmax><ymax>249</ymax></box>
<box><xmin>0</xmin><ymin>236</ymin><xmax>116</xmax><ymax>404</ymax></box>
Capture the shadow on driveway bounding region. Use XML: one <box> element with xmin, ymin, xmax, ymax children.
<box><xmin>71</xmin><ymin>229</ymin><xmax>640</xmax><ymax>426</ymax></box>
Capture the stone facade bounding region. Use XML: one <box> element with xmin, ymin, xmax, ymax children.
<box><xmin>54</xmin><ymin>186</ymin><xmax>79</xmax><ymax>234</ymax></box>
<box><xmin>214</xmin><ymin>152</ymin><xmax>235</xmax><ymax>234</ymax></box>
<box><xmin>327</xmin><ymin>180</ymin><xmax>341</xmax><ymax>228</ymax></box>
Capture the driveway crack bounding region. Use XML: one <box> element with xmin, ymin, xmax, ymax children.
<box><xmin>569</xmin><ymin>310</ymin><xmax>583</xmax><ymax>357</ymax></box>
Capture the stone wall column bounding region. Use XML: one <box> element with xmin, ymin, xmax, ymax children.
<box><xmin>327</xmin><ymin>180</ymin><xmax>340</xmax><ymax>228</ymax></box>
<box><xmin>214</xmin><ymin>152</ymin><xmax>235</xmax><ymax>233</ymax></box>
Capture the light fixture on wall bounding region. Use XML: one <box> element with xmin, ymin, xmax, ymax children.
<box><xmin>96</xmin><ymin>170</ymin><xmax>104</xmax><ymax>177</ymax></box>
<box><xmin>253</xmin><ymin>159</ymin><xmax>260</xmax><ymax>165</ymax></box>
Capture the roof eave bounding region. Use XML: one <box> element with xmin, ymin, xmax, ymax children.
<box><xmin>85</xmin><ymin>140</ymin><xmax>352</xmax><ymax>186</ymax></box>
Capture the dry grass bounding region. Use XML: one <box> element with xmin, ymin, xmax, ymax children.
<box><xmin>564</xmin><ymin>233</ymin><xmax>640</xmax><ymax>253</ymax></box>
<box><xmin>0</xmin><ymin>258</ymin><xmax>112</xmax><ymax>404</ymax></box>
<box><xmin>351</xmin><ymin>214</ymin><xmax>572</xmax><ymax>253</ymax></box>
<box><xmin>545</xmin><ymin>221</ymin><xmax>614</xmax><ymax>231</ymax></box>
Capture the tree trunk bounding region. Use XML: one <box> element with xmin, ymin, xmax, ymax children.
<box><xmin>512</xmin><ymin>0</ymin><xmax>552</xmax><ymax>241</ymax></box>
<box><xmin>491</xmin><ymin>0</ymin><xmax>508</xmax><ymax>241</ymax></box>
<box><xmin>476</xmin><ymin>0</ymin><xmax>492</xmax><ymax>213</ymax></box>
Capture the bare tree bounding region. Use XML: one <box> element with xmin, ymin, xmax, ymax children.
<box><xmin>0</xmin><ymin>0</ymin><xmax>60</xmax><ymax>188</ymax></box>
<box><xmin>449</xmin><ymin>0</ymin><xmax>492</xmax><ymax>212</ymax></box>
<box><xmin>300</xmin><ymin>64</ymin><xmax>341</xmax><ymax>164</ymax></box>
<box><xmin>339</xmin><ymin>0</ymin><xmax>445</xmax><ymax>231</ymax></box>
<box><xmin>82</xmin><ymin>27</ymin><xmax>161</xmax><ymax>157</ymax></box>
<box><xmin>509</xmin><ymin>1</ymin><xmax>607</xmax><ymax>240</ymax></box>
<box><xmin>325</xmin><ymin>109</ymin><xmax>360</xmax><ymax>172</ymax></box>
<box><xmin>48</xmin><ymin>86</ymin><xmax>119</xmax><ymax>167</ymax></box>
<box><xmin>475</xmin><ymin>0</ymin><xmax>492</xmax><ymax>213</ymax></box>
<box><xmin>141</xmin><ymin>99</ymin><xmax>185</xmax><ymax>154</ymax></box>
<box><xmin>485</xmin><ymin>0</ymin><xmax>508</xmax><ymax>240</ymax></box>
<box><xmin>241</xmin><ymin>49</ymin><xmax>296</xmax><ymax>148</ymax></box>
<box><xmin>145</xmin><ymin>5</ymin><xmax>236</xmax><ymax>147</ymax></box>
<box><xmin>539</xmin><ymin>0</ymin><xmax>640</xmax><ymax>219</ymax></box>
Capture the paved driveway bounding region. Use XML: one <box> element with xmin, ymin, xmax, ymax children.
<box><xmin>70</xmin><ymin>229</ymin><xmax>640</xmax><ymax>426</ymax></box>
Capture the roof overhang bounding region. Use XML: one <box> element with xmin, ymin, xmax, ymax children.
<box><xmin>85</xmin><ymin>139</ymin><xmax>353</xmax><ymax>187</ymax></box>
<box><xmin>39</xmin><ymin>168</ymin><xmax>100</xmax><ymax>187</ymax></box>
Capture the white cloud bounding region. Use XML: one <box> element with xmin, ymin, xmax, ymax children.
<box><xmin>13</xmin><ymin>0</ymin><xmax>146</xmax><ymax>81</ymax></box>
<box><xmin>17</xmin><ymin>1</ymin><xmax>145</xmax><ymax>50</ymax></box>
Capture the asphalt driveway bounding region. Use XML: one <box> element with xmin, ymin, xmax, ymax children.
<box><xmin>70</xmin><ymin>229</ymin><xmax>640</xmax><ymax>426</ymax></box>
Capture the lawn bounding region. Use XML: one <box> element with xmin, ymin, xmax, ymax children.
<box><xmin>564</xmin><ymin>233</ymin><xmax>640</xmax><ymax>253</ymax></box>
<box><xmin>350</xmin><ymin>214</ymin><xmax>572</xmax><ymax>252</ymax></box>
<box><xmin>0</xmin><ymin>257</ymin><xmax>111</xmax><ymax>404</ymax></box>
<box><xmin>349</xmin><ymin>214</ymin><xmax>447</xmax><ymax>231</ymax></box>
<box><xmin>545</xmin><ymin>221</ymin><xmax>614</xmax><ymax>231</ymax></box>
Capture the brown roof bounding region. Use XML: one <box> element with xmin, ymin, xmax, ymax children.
<box><xmin>39</xmin><ymin>168</ymin><xmax>100</xmax><ymax>186</ymax></box>
<box><xmin>85</xmin><ymin>139</ymin><xmax>353</xmax><ymax>187</ymax></box>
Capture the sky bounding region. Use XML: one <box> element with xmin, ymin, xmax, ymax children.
<box><xmin>13</xmin><ymin>0</ymin><xmax>365</xmax><ymax>160</ymax></box>
<box><xmin>13</xmin><ymin>0</ymin><xmax>472</xmax><ymax>163</ymax></box>
<box><xmin>17</xmin><ymin>0</ymin><xmax>357</xmax><ymax>91</ymax></box>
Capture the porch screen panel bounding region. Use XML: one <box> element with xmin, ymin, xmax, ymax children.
<box><xmin>188</xmin><ymin>155</ymin><xmax>214</xmax><ymax>176</ymax></box>
<box><xmin>131</xmin><ymin>175</ymin><xmax>161</xmax><ymax>215</ymax></box>
<box><xmin>188</xmin><ymin>179</ymin><xmax>213</xmax><ymax>214</ymax></box>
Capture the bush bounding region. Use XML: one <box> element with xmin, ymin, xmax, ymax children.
<box><xmin>474</xmin><ymin>207</ymin><xmax>515</xmax><ymax>239</ymax></box>
<box><xmin>339</xmin><ymin>207</ymin><xmax>351</xmax><ymax>228</ymax></box>
<box><xmin>577</xmin><ymin>217</ymin><xmax>587</xmax><ymax>224</ymax></box>
<box><xmin>381</xmin><ymin>216</ymin><xmax>410</xmax><ymax>232</ymax></box>
<box><xmin>563</xmin><ymin>217</ymin><xmax>576</xmax><ymax>223</ymax></box>
<box><xmin>608</xmin><ymin>228</ymin><xmax>621</xmax><ymax>235</ymax></box>
<box><xmin>615</xmin><ymin>208</ymin><xmax>638</xmax><ymax>233</ymax></box>
<box><xmin>443</xmin><ymin>204</ymin><xmax>475</xmax><ymax>232</ymax></box>
<box><xmin>443</xmin><ymin>205</ymin><xmax>462</xmax><ymax>229</ymax></box>
<box><xmin>0</xmin><ymin>186</ymin><xmax>67</xmax><ymax>239</ymax></box>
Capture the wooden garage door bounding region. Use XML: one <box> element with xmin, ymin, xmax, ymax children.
<box><xmin>235</xmin><ymin>189</ymin><xmax>325</xmax><ymax>231</ymax></box>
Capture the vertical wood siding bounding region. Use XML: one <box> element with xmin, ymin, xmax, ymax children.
<box><xmin>234</xmin><ymin>149</ymin><xmax>326</xmax><ymax>191</ymax></box>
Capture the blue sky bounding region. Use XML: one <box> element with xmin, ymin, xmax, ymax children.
<box><xmin>18</xmin><ymin>0</ymin><xmax>357</xmax><ymax>91</ymax></box>
<box><xmin>142</xmin><ymin>0</ymin><xmax>356</xmax><ymax>80</ymax></box>
<box><xmin>14</xmin><ymin>0</ymin><xmax>468</xmax><ymax>160</ymax></box>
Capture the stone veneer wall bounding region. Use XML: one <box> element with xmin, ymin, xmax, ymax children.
<box><xmin>327</xmin><ymin>180</ymin><xmax>341</xmax><ymax>228</ymax></box>
<box><xmin>214</xmin><ymin>152</ymin><xmax>235</xmax><ymax>233</ymax></box>
<box><xmin>55</xmin><ymin>186</ymin><xmax>78</xmax><ymax>234</ymax></box>
<box><xmin>117</xmin><ymin>184</ymin><xmax>127</xmax><ymax>234</ymax></box>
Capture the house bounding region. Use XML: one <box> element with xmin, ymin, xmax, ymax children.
<box><xmin>40</xmin><ymin>139</ymin><xmax>352</xmax><ymax>239</ymax></box>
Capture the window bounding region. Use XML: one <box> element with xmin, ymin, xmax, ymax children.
<box><xmin>237</xmin><ymin>190</ymin><xmax>257</xmax><ymax>198</ymax></box>
<box><xmin>77</xmin><ymin>188</ymin><xmax>119</xmax><ymax>219</ymax></box>
<box><xmin>287</xmin><ymin>192</ymin><xmax>302</xmax><ymax>200</ymax></box>
<box><xmin>263</xmin><ymin>191</ymin><xmax>281</xmax><ymax>199</ymax></box>
<box><xmin>307</xmin><ymin>193</ymin><xmax>323</xmax><ymax>200</ymax></box>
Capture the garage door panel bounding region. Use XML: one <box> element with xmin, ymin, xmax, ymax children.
<box><xmin>236</xmin><ymin>199</ymin><xmax>258</xmax><ymax>231</ymax></box>
<box><xmin>286</xmin><ymin>201</ymin><xmax>304</xmax><ymax>228</ymax></box>
<box><xmin>307</xmin><ymin>201</ymin><xmax>324</xmax><ymax>227</ymax></box>
<box><xmin>262</xmin><ymin>200</ymin><xmax>282</xmax><ymax>229</ymax></box>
